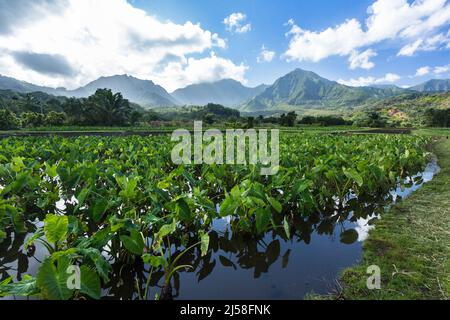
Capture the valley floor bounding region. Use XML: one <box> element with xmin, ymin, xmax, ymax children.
<box><xmin>336</xmin><ymin>135</ymin><xmax>450</xmax><ymax>300</ymax></box>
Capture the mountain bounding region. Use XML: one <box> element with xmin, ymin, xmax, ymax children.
<box><xmin>0</xmin><ymin>74</ymin><xmax>177</xmax><ymax>107</ymax></box>
<box><xmin>241</xmin><ymin>69</ymin><xmax>410</xmax><ymax>112</ymax></box>
<box><xmin>410</xmin><ymin>79</ymin><xmax>450</xmax><ymax>92</ymax></box>
<box><xmin>68</xmin><ymin>75</ymin><xmax>177</xmax><ymax>107</ymax></box>
<box><xmin>0</xmin><ymin>74</ymin><xmax>59</xmax><ymax>94</ymax></box>
<box><xmin>171</xmin><ymin>79</ymin><xmax>268</xmax><ymax>107</ymax></box>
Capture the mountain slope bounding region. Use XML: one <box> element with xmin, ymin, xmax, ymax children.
<box><xmin>0</xmin><ymin>74</ymin><xmax>177</xmax><ymax>107</ymax></box>
<box><xmin>171</xmin><ymin>79</ymin><xmax>268</xmax><ymax>107</ymax></box>
<box><xmin>241</xmin><ymin>69</ymin><xmax>410</xmax><ymax>112</ymax></box>
<box><xmin>69</xmin><ymin>75</ymin><xmax>177</xmax><ymax>107</ymax></box>
<box><xmin>410</xmin><ymin>79</ymin><xmax>450</xmax><ymax>92</ymax></box>
<box><xmin>0</xmin><ymin>74</ymin><xmax>59</xmax><ymax>94</ymax></box>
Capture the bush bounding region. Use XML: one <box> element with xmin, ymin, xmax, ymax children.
<box><xmin>45</xmin><ymin>111</ymin><xmax>67</xmax><ymax>126</ymax></box>
<box><xmin>0</xmin><ymin>109</ymin><xmax>20</xmax><ymax>130</ymax></box>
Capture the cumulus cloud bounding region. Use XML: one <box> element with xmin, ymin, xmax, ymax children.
<box><xmin>398</xmin><ymin>32</ymin><xmax>450</xmax><ymax>56</ymax></box>
<box><xmin>415</xmin><ymin>66</ymin><xmax>431</xmax><ymax>76</ymax></box>
<box><xmin>284</xmin><ymin>0</ymin><xmax>450</xmax><ymax>67</ymax></box>
<box><xmin>433</xmin><ymin>64</ymin><xmax>450</xmax><ymax>74</ymax></box>
<box><xmin>348</xmin><ymin>49</ymin><xmax>377</xmax><ymax>70</ymax></box>
<box><xmin>0</xmin><ymin>0</ymin><xmax>68</xmax><ymax>34</ymax></box>
<box><xmin>223</xmin><ymin>12</ymin><xmax>252</xmax><ymax>34</ymax></box>
<box><xmin>0</xmin><ymin>0</ymin><xmax>246</xmax><ymax>91</ymax></box>
<box><xmin>257</xmin><ymin>45</ymin><xmax>275</xmax><ymax>63</ymax></box>
<box><xmin>338</xmin><ymin>73</ymin><xmax>401</xmax><ymax>87</ymax></box>
<box><xmin>162</xmin><ymin>52</ymin><xmax>249</xmax><ymax>92</ymax></box>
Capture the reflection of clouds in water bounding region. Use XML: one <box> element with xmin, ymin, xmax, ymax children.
<box><xmin>355</xmin><ymin>215</ymin><xmax>375</xmax><ymax>242</ymax></box>
<box><xmin>354</xmin><ymin>157</ymin><xmax>440</xmax><ymax>242</ymax></box>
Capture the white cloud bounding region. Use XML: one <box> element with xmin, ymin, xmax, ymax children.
<box><xmin>0</xmin><ymin>0</ymin><xmax>248</xmax><ymax>91</ymax></box>
<box><xmin>415</xmin><ymin>66</ymin><xmax>431</xmax><ymax>76</ymax></box>
<box><xmin>284</xmin><ymin>0</ymin><xmax>450</xmax><ymax>67</ymax></box>
<box><xmin>223</xmin><ymin>12</ymin><xmax>251</xmax><ymax>34</ymax></box>
<box><xmin>398</xmin><ymin>32</ymin><xmax>450</xmax><ymax>56</ymax></box>
<box><xmin>338</xmin><ymin>73</ymin><xmax>401</xmax><ymax>87</ymax></box>
<box><xmin>433</xmin><ymin>64</ymin><xmax>450</xmax><ymax>74</ymax></box>
<box><xmin>257</xmin><ymin>45</ymin><xmax>275</xmax><ymax>63</ymax></box>
<box><xmin>162</xmin><ymin>52</ymin><xmax>249</xmax><ymax>91</ymax></box>
<box><xmin>348</xmin><ymin>49</ymin><xmax>377</xmax><ymax>70</ymax></box>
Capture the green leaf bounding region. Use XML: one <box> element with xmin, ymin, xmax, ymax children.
<box><xmin>0</xmin><ymin>275</ymin><xmax>38</xmax><ymax>297</ymax></box>
<box><xmin>156</xmin><ymin>220</ymin><xmax>177</xmax><ymax>239</ymax></box>
<box><xmin>120</xmin><ymin>229</ymin><xmax>145</xmax><ymax>255</ymax></box>
<box><xmin>255</xmin><ymin>208</ymin><xmax>271</xmax><ymax>234</ymax></box>
<box><xmin>219</xmin><ymin>196</ymin><xmax>237</xmax><ymax>217</ymax></box>
<box><xmin>200</xmin><ymin>233</ymin><xmax>210</xmax><ymax>257</ymax></box>
<box><xmin>79</xmin><ymin>265</ymin><xmax>101</xmax><ymax>300</ymax></box>
<box><xmin>44</xmin><ymin>214</ymin><xmax>68</xmax><ymax>244</ymax></box>
<box><xmin>36</xmin><ymin>257</ymin><xmax>73</xmax><ymax>300</ymax></box>
<box><xmin>78</xmin><ymin>248</ymin><xmax>111</xmax><ymax>282</ymax></box>
<box><xmin>283</xmin><ymin>217</ymin><xmax>290</xmax><ymax>239</ymax></box>
<box><xmin>91</xmin><ymin>199</ymin><xmax>108</xmax><ymax>222</ymax></box>
<box><xmin>0</xmin><ymin>229</ymin><xmax>6</xmax><ymax>243</ymax></box>
<box><xmin>142</xmin><ymin>254</ymin><xmax>167</xmax><ymax>268</ymax></box>
<box><xmin>175</xmin><ymin>198</ymin><xmax>191</xmax><ymax>222</ymax></box>
<box><xmin>267</xmin><ymin>197</ymin><xmax>282</xmax><ymax>213</ymax></box>
<box><xmin>343</xmin><ymin>168</ymin><xmax>364</xmax><ymax>187</ymax></box>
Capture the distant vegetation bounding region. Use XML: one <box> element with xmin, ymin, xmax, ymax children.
<box><xmin>358</xmin><ymin>92</ymin><xmax>450</xmax><ymax>127</ymax></box>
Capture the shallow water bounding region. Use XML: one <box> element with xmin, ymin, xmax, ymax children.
<box><xmin>0</xmin><ymin>159</ymin><xmax>441</xmax><ymax>300</ymax></box>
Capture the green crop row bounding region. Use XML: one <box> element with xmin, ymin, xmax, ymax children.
<box><xmin>0</xmin><ymin>133</ymin><xmax>430</xmax><ymax>299</ymax></box>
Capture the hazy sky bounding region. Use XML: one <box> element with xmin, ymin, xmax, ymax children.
<box><xmin>0</xmin><ymin>0</ymin><xmax>449</xmax><ymax>91</ymax></box>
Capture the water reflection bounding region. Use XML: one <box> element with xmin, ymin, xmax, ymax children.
<box><xmin>0</xmin><ymin>160</ymin><xmax>441</xmax><ymax>300</ymax></box>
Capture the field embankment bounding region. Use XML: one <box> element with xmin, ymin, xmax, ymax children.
<box><xmin>339</xmin><ymin>137</ymin><xmax>450</xmax><ymax>300</ymax></box>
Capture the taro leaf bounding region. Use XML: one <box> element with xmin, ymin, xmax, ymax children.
<box><xmin>120</xmin><ymin>229</ymin><xmax>145</xmax><ymax>256</ymax></box>
<box><xmin>0</xmin><ymin>275</ymin><xmax>38</xmax><ymax>297</ymax></box>
<box><xmin>156</xmin><ymin>220</ymin><xmax>176</xmax><ymax>239</ymax></box>
<box><xmin>2</xmin><ymin>204</ymin><xmax>26</xmax><ymax>233</ymax></box>
<box><xmin>36</xmin><ymin>256</ymin><xmax>73</xmax><ymax>300</ymax></box>
<box><xmin>340</xmin><ymin>229</ymin><xmax>359</xmax><ymax>245</ymax></box>
<box><xmin>343</xmin><ymin>168</ymin><xmax>364</xmax><ymax>187</ymax></box>
<box><xmin>78</xmin><ymin>248</ymin><xmax>112</xmax><ymax>282</ymax></box>
<box><xmin>75</xmin><ymin>188</ymin><xmax>90</xmax><ymax>211</ymax></box>
<box><xmin>266</xmin><ymin>240</ymin><xmax>280</xmax><ymax>266</ymax></box>
<box><xmin>200</xmin><ymin>233</ymin><xmax>210</xmax><ymax>257</ymax></box>
<box><xmin>175</xmin><ymin>198</ymin><xmax>191</xmax><ymax>222</ymax></box>
<box><xmin>91</xmin><ymin>199</ymin><xmax>108</xmax><ymax>222</ymax></box>
<box><xmin>255</xmin><ymin>208</ymin><xmax>271</xmax><ymax>234</ymax></box>
<box><xmin>79</xmin><ymin>265</ymin><xmax>101</xmax><ymax>300</ymax></box>
<box><xmin>44</xmin><ymin>214</ymin><xmax>68</xmax><ymax>244</ymax></box>
<box><xmin>283</xmin><ymin>216</ymin><xmax>290</xmax><ymax>239</ymax></box>
<box><xmin>219</xmin><ymin>255</ymin><xmax>236</xmax><ymax>270</ymax></box>
<box><xmin>0</xmin><ymin>230</ymin><xmax>6</xmax><ymax>243</ymax></box>
<box><xmin>219</xmin><ymin>196</ymin><xmax>237</xmax><ymax>217</ymax></box>
<box><xmin>267</xmin><ymin>197</ymin><xmax>282</xmax><ymax>213</ymax></box>
<box><xmin>142</xmin><ymin>254</ymin><xmax>167</xmax><ymax>269</ymax></box>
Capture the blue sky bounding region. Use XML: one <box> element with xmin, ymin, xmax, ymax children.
<box><xmin>0</xmin><ymin>0</ymin><xmax>449</xmax><ymax>90</ymax></box>
<box><xmin>134</xmin><ymin>0</ymin><xmax>450</xmax><ymax>88</ymax></box>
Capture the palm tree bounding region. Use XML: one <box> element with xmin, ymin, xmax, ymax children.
<box><xmin>89</xmin><ymin>89</ymin><xmax>132</xmax><ymax>126</ymax></box>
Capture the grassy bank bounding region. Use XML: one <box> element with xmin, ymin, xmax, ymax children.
<box><xmin>338</xmin><ymin>136</ymin><xmax>450</xmax><ymax>300</ymax></box>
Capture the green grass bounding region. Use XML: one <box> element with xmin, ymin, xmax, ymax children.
<box><xmin>337</xmin><ymin>137</ymin><xmax>450</xmax><ymax>300</ymax></box>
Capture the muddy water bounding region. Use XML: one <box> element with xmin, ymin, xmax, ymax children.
<box><xmin>0</xmin><ymin>160</ymin><xmax>441</xmax><ymax>300</ymax></box>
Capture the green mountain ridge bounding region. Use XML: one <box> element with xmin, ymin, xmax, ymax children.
<box><xmin>171</xmin><ymin>79</ymin><xmax>268</xmax><ymax>107</ymax></box>
<box><xmin>241</xmin><ymin>69</ymin><xmax>414</xmax><ymax>112</ymax></box>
